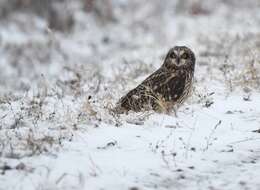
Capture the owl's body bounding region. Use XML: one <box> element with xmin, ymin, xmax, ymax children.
<box><xmin>115</xmin><ymin>46</ymin><xmax>195</xmax><ymax>114</ymax></box>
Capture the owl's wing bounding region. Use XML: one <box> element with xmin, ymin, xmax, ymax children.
<box><xmin>115</xmin><ymin>84</ymin><xmax>147</xmax><ymax>112</ymax></box>
<box><xmin>141</xmin><ymin>69</ymin><xmax>187</xmax><ymax>102</ymax></box>
<box><xmin>115</xmin><ymin>68</ymin><xmax>169</xmax><ymax>112</ymax></box>
<box><xmin>141</xmin><ymin>67</ymin><xmax>170</xmax><ymax>86</ymax></box>
<box><xmin>115</xmin><ymin>68</ymin><xmax>186</xmax><ymax>113</ymax></box>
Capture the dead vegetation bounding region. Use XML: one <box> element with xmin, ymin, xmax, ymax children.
<box><xmin>198</xmin><ymin>33</ymin><xmax>260</xmax><ymax>94</ymax></box>
<box><xmin>0</xmin><ymin>0</ymin><xmax>260</xmax><ymax>189</ymax></box>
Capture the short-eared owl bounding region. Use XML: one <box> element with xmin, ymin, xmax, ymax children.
<box><xmin>115</xmin><ymin>46</ymin><xmax>195</xmax><ymax>113</ymax></box>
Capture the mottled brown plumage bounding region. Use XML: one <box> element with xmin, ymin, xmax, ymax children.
<box><xmin>115</xmin><ymin>46</ymin><xmax>196</xmax><ymax>114</ymax></box>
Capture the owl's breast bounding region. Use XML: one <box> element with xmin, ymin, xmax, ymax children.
<box><xmin>162</xmin><ymin>70</ymin><xmax>193</xmax><ymax>108</ymax></box>
<box><xmin>175</xmin><ymin>72</ymin><xmax>193</xmax><ymax>105</ymax></box>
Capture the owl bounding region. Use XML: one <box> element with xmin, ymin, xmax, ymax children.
<box><xmin>114</xmin><ymin>46</ymin><xmax>196</xmax><ymax>114</ymax></box>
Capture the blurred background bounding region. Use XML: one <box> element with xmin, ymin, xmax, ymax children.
<box><xmin>0</xmin><ymin>0</ymin><xmax>260</xmax><ymax>98</ymax></box>
<box><xmin>1</xmin><ymin>2</ymin><xmax>260</xmax><ymax>189</ymax></box>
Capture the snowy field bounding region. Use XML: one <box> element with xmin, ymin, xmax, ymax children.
<box><xmin>0</xmin><ymin>0</ymin><xmax>260</xmax><ymax>189</ymax></box>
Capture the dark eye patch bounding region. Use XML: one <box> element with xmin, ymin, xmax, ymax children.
<box><xmin>181</xmin><ymin>52</ymin><xmax>189</xmax><ymax>59</ymax></box>
<box><xmin>169</xmin><ymin>52</ymin><xmax>176</xmax><ymax>59</ymax></box>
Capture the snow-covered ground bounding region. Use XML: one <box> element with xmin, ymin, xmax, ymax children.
<box><xmin>0</xmin><ymin>0</ymin><xmax>260</xmax><ymax>189</ymax></box>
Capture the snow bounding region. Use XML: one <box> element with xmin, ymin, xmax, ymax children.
<box><xmin>0</xmin><ymin>0</ymin><xmax>260</xmax><ymax>190</ymax></box>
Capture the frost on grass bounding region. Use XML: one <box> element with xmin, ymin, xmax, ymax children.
<box><xmin>1</xmin><ymin>0</ymin><xmax>260</xmax><ymax>190</ymax></box>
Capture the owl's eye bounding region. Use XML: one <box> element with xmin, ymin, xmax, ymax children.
<box><xmin>169</xmin><ymin>52</ymin><xmax>176</xmax><ymax>59</ymax></box>
<box><xmin>181</xmin><ymin>53</ymin><xmax>189</xmax><ymax>59</ymax></box>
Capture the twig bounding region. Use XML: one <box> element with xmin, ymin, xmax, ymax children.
<box><xmin>228</xmin><ymin>137</ymin><xmax>260</xmax><ymax>145</ymax></box>
<box><xmin>204</xmin><ymin>120</ymin><xmax>222</xmax><ymax>151</ymax></box>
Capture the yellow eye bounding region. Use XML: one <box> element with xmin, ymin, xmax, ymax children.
<box><xmin>181</xmin><ymin>53</ymin><xmax>189</xmax><ymax>59</ymax></box>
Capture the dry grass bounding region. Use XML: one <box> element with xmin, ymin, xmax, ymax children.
<box><xmin>198</xmin><ymin>33</ymin><xmax>260</xmax><ymax>94</ymax></box>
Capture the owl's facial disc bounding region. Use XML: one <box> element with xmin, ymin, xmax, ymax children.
<box><xmin>178</xmin><ymin>50</ymin><xmax>190</xmax><ymax>66</ymax></box>
<box><xmin>163</xmin><ymin>46</ymin><xmax>195</xmax><ymax>70</ymax></box>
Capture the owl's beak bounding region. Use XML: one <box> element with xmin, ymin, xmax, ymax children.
<box><xmin>176</xmin><ymin>57</ymin><xmax>180</xmax><ymax>65</ymax></box>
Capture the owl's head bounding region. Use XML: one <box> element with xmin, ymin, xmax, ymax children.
<box><xmin>162</xmin><ymin>46</ymin><xmax>195</xmax><ymax>71</ymax></box>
